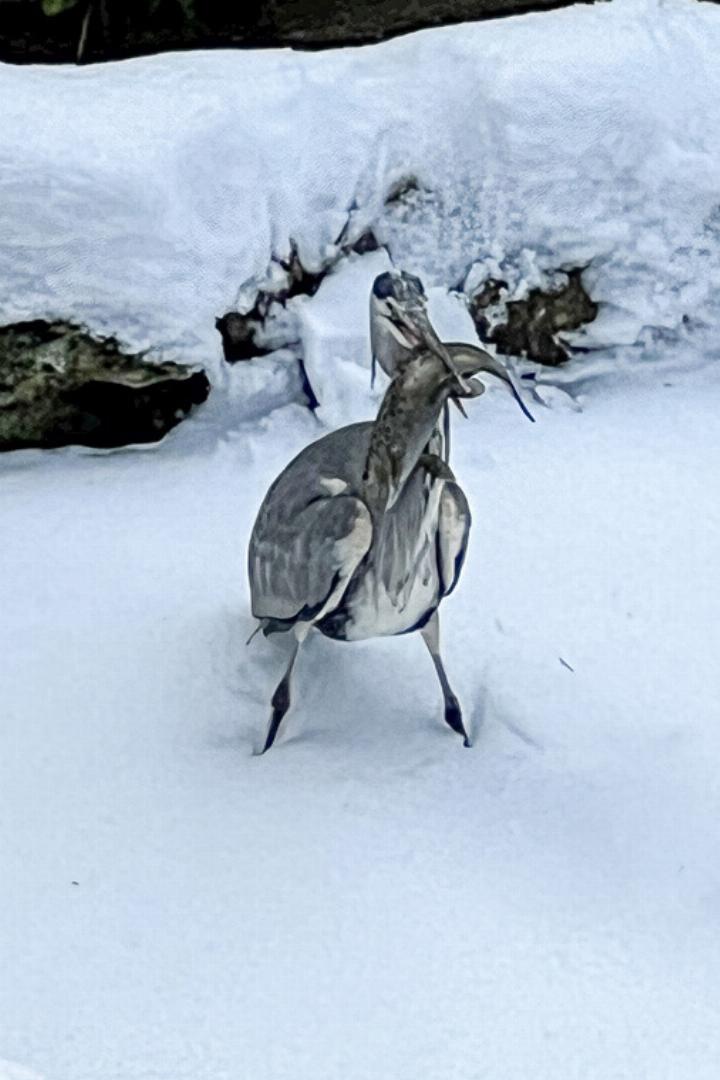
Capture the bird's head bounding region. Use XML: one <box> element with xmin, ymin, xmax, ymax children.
<box><xmin>370</xmin><ymin>270</ymin><xmax>428</xmax><ymax>354</ymax></box>
<box><xmin>370</xmin><ymin>269</ymin><xmax>534</xmax><ymax>422</ymax></box>
<box><xmin>370</xmin><ymin>270</ymin><xmax>476</xmax><ymax>394</ymax></box>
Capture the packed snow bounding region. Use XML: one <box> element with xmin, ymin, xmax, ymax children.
<box><xmin>2</xmin><ymin>0</ymin><xmax>720</xmax><ymax>1078</ymax></box>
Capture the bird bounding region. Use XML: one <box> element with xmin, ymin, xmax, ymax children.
<box><xmin>247</xmin><ymin>292</ymin><xmax>533</xmax><ymax>753</ymax></box>
<box><xmin>369</xmin><ymin>269</ymin><xmax>533</xmax><ymax>460</ymax></box>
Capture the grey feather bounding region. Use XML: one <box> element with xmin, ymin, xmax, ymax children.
<box><xmin>249</xmin><ymin>426</ymin><xmax>374</xmax><ymax>629</ymax></box>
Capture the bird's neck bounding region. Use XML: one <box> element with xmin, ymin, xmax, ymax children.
<box><xmin>370</xmin><ymin>320</ymin><xmax>413</xmax><ymax>379</ymax></box>
<box><xmin>362</xmin><ymin>359</ymin><xmax>448</xmax><ymax>513</ymax></box>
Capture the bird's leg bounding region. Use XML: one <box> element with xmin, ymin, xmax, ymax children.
<box><xmin>259</xmin><ymin>638</ymin><xmax>300</xmax><ymax>754</ymax></box>
<box><xmin>421</xmin><ymin>612</ymin><xmax>472</xmax><ymax>747</ymax></box>
<box><xmin>442</xmin><ymin>401</ymin><xmax>451</xmax><ymax>463</ymax></box>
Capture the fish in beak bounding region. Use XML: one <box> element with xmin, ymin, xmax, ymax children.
<box><xmin>448</xmin><ymin>344</ymin><xmax>535</xmax><ymax>422</ymax></box>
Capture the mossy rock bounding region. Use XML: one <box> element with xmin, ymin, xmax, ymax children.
<box><xmin>0</xmin><ymin>319</ymin><xmax>210</xmax><ymax>451</ymax></box>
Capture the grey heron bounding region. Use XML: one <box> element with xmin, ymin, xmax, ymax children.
<box><xmin>247</xmin><ymin>319</ymin><xmax>533</xmax><ymax>753</ymax></box>
<box><xmin>369</xmin><ymin>269</ymin><xmax>533</xmax><ymax>459</ymax></box>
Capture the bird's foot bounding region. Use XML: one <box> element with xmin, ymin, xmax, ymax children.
<box><xmin>444</xmin><ymin>696</ymin><xmax>471</xmax><ymax>746</ymax></box>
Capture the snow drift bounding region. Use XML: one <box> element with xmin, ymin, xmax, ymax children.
<box><xmin>2</xmin><ymin>0</ymin><xmax>720</xmax><ymax>420</ymax></box>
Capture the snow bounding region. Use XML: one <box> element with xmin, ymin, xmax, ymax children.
<box><xmin>3</xmin><ymin>0</ymin><xmax>720</xmax><ymax>1077</ymax></box>
<box><xmin>2</xmin><ymin>373</ymin><xmax>720</xmax><ymax>1080</ymax></box>
<box><xmin>297</xmin><ymin>250</ymin><xmax>391</xmax><ymax>427</ymax></box>
<box><xmin>0</xmin><ymin>1063</ymin><xmax>44</xmax><ymax>1080</ymax></box>
<box><xmin>2</xmin><ymin>0</ymin><xmax>720</xmax><ymax>400</ymax></box>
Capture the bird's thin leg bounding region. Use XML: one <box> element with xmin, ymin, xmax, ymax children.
<box><xmin>260</xmin><ymin>639</ymin><xmax>300</xmax><ymax>754</ymax></box>
<box><xmin>442</xmin><ymin>401</ymin><xmax>451</xmax><ymax>463</ymax></box>
<box><xmin>421</xmin><ymin>612</ymin><xmax>472</xmax><ymax>747</ymax></box>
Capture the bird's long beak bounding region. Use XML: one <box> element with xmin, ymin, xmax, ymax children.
<box><xmin>451</xmin><ymin>346</ymin><xmax>535</xmax><ymax>422</ymax></box>
<box><xmin>395</xmin><ymin>306</ymin><xmax>472</xmax><ymax>393</ymax></box>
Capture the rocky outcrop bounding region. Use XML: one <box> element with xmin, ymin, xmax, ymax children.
<box><xmin>0</xmin><ymin>320</ymin><xmax>209</xmax><ymax>451</ymax></box>
<box><xmin>468</xmin><ymin>267</ymin><xmax>598</xmax><ymax>365</ymax></box>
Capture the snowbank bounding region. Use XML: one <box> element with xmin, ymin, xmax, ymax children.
<box><xmin>2</xmin><ymin>0</ymin><xmax>720</xmax><ymax>423</ymax></box>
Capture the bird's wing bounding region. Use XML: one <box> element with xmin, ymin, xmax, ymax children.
<box><xmin>436</xmin><ymin>480</ymin><xmax>472</xmax><ymax>597</ymax></box>
<box><xmin>249</xmin><ymin>493</ymin><xmax>373</xmax><ymax>630</ymax></box>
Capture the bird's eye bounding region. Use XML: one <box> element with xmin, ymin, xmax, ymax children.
<box><xmin>372</xmin><ymin>274</ymin><xmax>395</xmax><ymax>300</ymax></box>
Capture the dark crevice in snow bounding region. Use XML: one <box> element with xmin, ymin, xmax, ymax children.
<box><xmin>216</xmin><ymin>232</ymin><xmax>386</xmax><ymax>362</ymax></box>
<box><xmin>216</xmin><ymin>240</ymin><xmax>335</xmax><ymax>364</ymax></box>
<box><xmin>216</xmin><ymin>228</ymin><xmax>383</xmax><ymax>368</ymax></box>
<box><xmin>215</xmin><ymin>207</ymin><xmax>386</xmax><ymax>410</ymax></box>
<box><xmin>215</xmin><ymin>312</ymin><xmax>276</xmax><ymax>364</ymax></box>
<box><xmin>383</xmin><ymin>176</ymin><xmax>424</xmax><ymax>206</ymax></box>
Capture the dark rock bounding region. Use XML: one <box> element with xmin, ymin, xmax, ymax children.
<box><xmin>215</xmin><ymin>312</ymin><xmax>271</xmax><ymax>363</ymax></box>
<box><xmin>348</xmin><ymin>229</ymin><xmax>380</xmax><ymax>255</ymax></box>
<box><xmin>469</xmin><ymin>277</ymin><xmax>508</xmax><ymax>312</ymax></box>
<box><xmin>0</xmin><ymin>319</ymin><xmax>209</xmax><ymax>451</ymax></box>
<box><xmin>469</xmin><ymin>267</ymin><xmax>598</xmax><ymax>365</ymax></box>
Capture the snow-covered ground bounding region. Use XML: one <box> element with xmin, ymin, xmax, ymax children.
<box><xmin>3</xmin><ymin>0</ymin><xmax>720</xmax><ymax>1077</ymax></box>
<box><xmin>2</xmin><ymin>371</ymin><xmax>720</xmax><ymax>1080</ymax></box>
